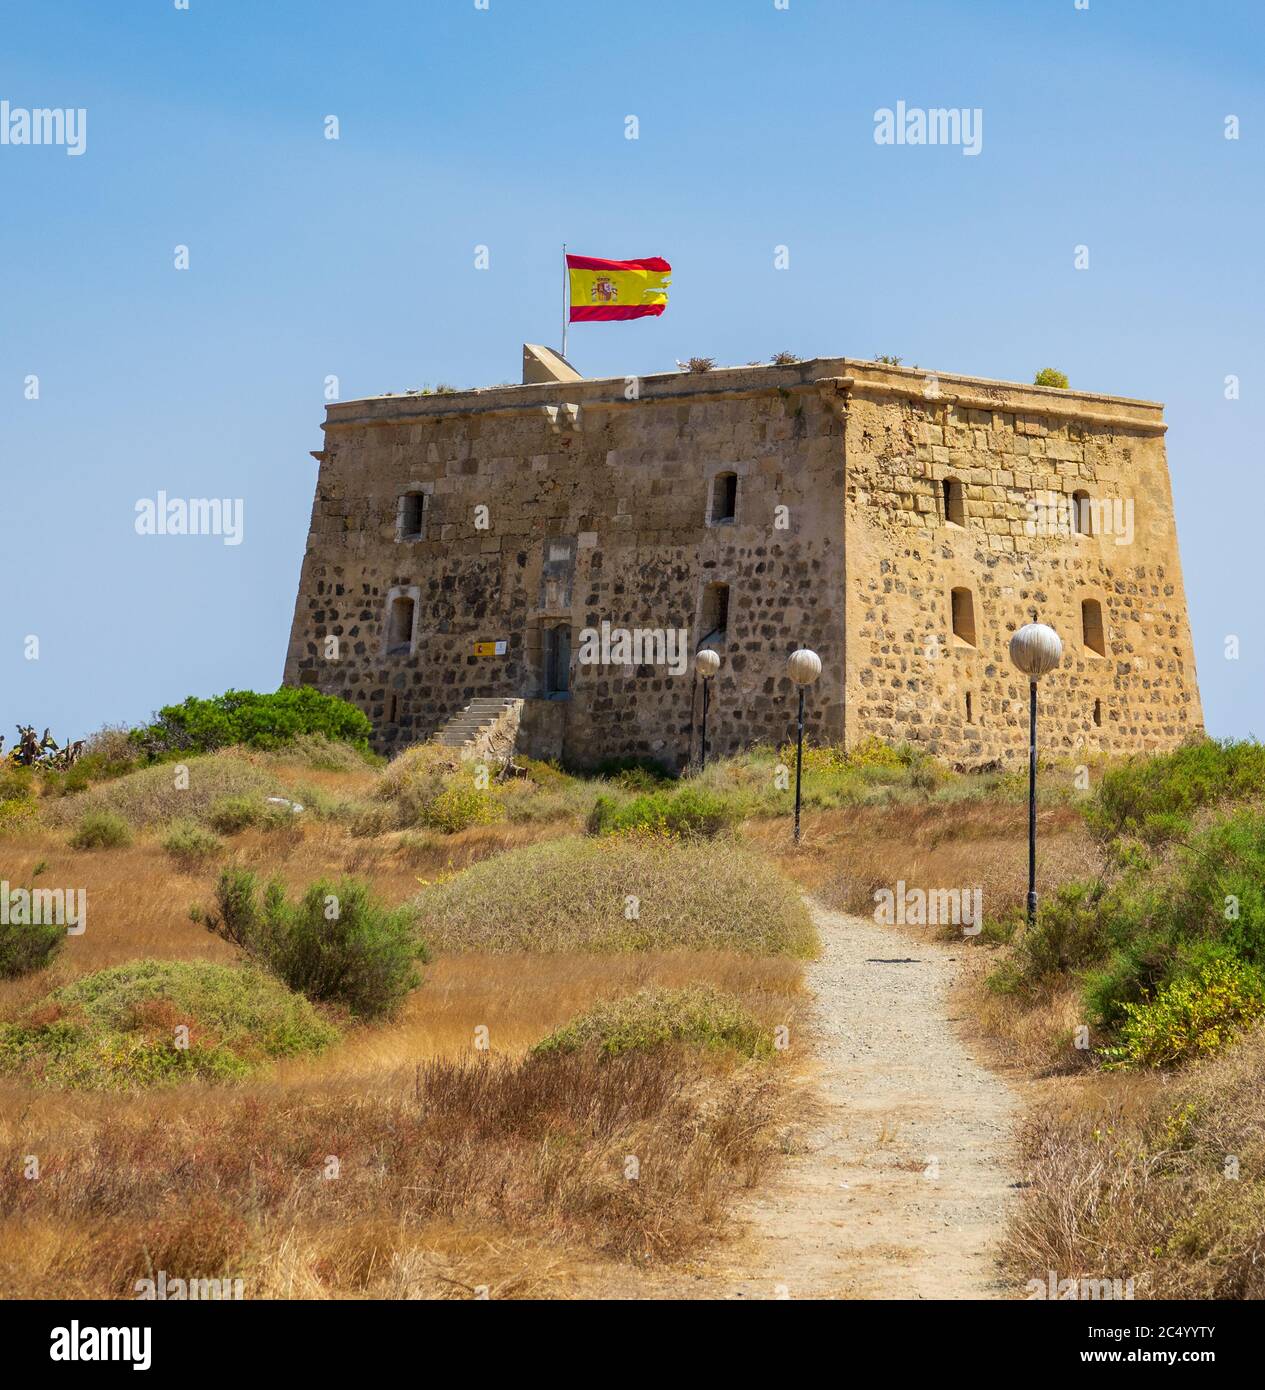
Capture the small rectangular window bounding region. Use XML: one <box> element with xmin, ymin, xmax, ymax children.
<box><xmin>701</xmin><ymin>582</ymin><xmax>730</xmax><ymax>639</ymax></box>
<box><xmin>387</xmin><ymin>596</ymin><xmax>416</xmax><ymax>655</ymax></box>
<box><xmin>711</xmin><ymin>472</ymin><xmax>737</xmax><ymax>524</ymax></box>
<box><xmin>943</xmin><ymin>478</ymin><xmax>966</xmax><ymax>527</ymax></box>
<box><xmin>1072</xmin><ymin>490</ymin><xmax>1092</xmax><ymax>536</ymax></box>
<box><xmin>1082</xmin><ymin>598</ymin><xmax>1106</xmax><ymax>657</ymax></box>
<box><xmin>400</xmin><ymin>492</ymin><xmax>425</xmax><ymax>540</ymax></box>
<box><xmin>950</xmin><ymin>587</ymin><xmax>976</xmax><ymax>647</ymax></box>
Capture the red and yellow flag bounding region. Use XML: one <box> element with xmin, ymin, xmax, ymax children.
<box><xmin>567</xmin><ymin>254</ymin><xmax>671</xmax><ymax>322</ymax></box>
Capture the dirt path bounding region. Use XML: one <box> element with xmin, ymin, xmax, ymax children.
<box><xmin>600</xmin><ymin>898</ymin><xmax>1019</xmax><ymax>1300</ymax></box>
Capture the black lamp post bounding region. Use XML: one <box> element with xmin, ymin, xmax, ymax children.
<box><xmin>786</xmin><ymin>648</ymin><xmax>822</xmax><ymax>844</ymax></box>
<box><xmin>1008</xmin><ymin>623</ymin><xmax>1063</xmax><ymax>924</ymax></box>
<box><xmin>696</xmin><ymin>648</ymin><xmax>720</xmax><ymax>770</ymax></box>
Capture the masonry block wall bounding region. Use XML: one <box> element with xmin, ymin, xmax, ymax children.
<box><xmin>839</xmin><ymin>369</ymin><xmax>1202</xmax><ymax>761</ymax></box>
<box><xmin>284</xmin><ymin>358</ymin><xmax>1202</xmax><ymax>767</ymax></box>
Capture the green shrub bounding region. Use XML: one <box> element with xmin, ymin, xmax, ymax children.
<box><xmin>612</xmin><ymin>766</ymin><xmax>669</xmax><ymax>793</ymax></box>
<box><xmin>134</xmin><ymin>687</ymin><xmax>373</xmax><ymax>758</ymax></box>
<box><xmin>69</xmin><ymin>810</ymin><xmax>131</xmax><ymax>849</ymax></box>
<box><xmin>0</xmin><ymin>959</ymin><xmax>338</xmax><ymax>1090</ymax></box>
<box><xmin>908</xmin><ymin>762</ymin><xmax>941</xmax><ymax>793</ymax></box>
<box><xmin>206</xmin><ymin>795</ymin><xmax>292</xmax><ymax>835</ymax></box>
<box><xmin>993</xmin><ymin>801</ymin><xmax>1265</xmax><ymax>1068</ymax></box>
<box><xmin>419</xmin><ymin>783</ymin><xmax>503</xmax><ymax>834</ymax></box>
<box><xmin>1103</xmin><ymin>955</ymin><xmax>1265</xmax><ymax>1069</ymax></box>
<box><xmin>1085</xmin><ymin>738</ymin><xmax>1265</xmax><ymax>847</ymax></box>
<box><xmin>591</xmin><ymin>755</ymin><xmax>676</xmax><ymax>790</ymax></box>
<box><xmin>1087</xmin><ymin>809</ymin><xmax>1265</xmax><ymax>1027</ymax></box>
<box><xmin>370</xmin><ymin>745</ymin><xmax>506</xmax><ymax>833</ymax></box>
<box><xmin>162</xmin><ymin>820</ymin><xmax>224</xmax><ymax>870</ymax></box>
<box><xmin>40</xmin><ymin>725</ymin><xmax>141</xmax><ymax>796</ymax></box>
<box><xmin>1010</xmin><ymin>876</ymin><xmax>1130</xmax><ymax>985</ymax></box>
<box><xmin>0</xmin><ymin>799</ymin><xmax>40</xmax><ymax>836</ymax></box>
<box><xmin>846</xmin><ymin>736</ymin><xmax>910</xmax><ymax>770</ymax></box>
<box><xmin>195</xmin><ymin>868</ymin><xmax>426</xmax><ymax>1018</ymax></box>
<box><xmin>0</xmin><ymin>766</ymin><xmax>35</xmax><ymax>803</ymax></box>
<box><xmin>1034</xmin><ymin>367</ymin><xmax>1069</xmax><ymax>389</ymax></box>
<box><xmin>0</xmin><ymin>865</ymin><xmax>63</xmax><ymax>978</ymax></box>
<box><xmin>532</xmin><ymin>986</ymin><xmax>771</xmax><ymax>1059</ymax></box>
<box><xmin>586</xmin><ymin>785</ymin><xmax>739</xmax><ymax>838</ymax></box>
<box><xmin>519</xmin><ymin>757</ymin><xmax>571</xmax><ymax>789</ymax></box>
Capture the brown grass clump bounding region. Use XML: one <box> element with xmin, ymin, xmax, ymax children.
<box><xmin>373</xmin><ymin>742</ymin><xmax>460</xmax><ymax>797</ymax></box>
<box><xmin>418</xmin><ymin>834</ymin><xmax>817</xmax><ymax>957</ymax></box>
<box><xmin>1005</xmin><ymin>1029</ymin><xmax>1265</xmax><ymax>1299</ymax></box>
<box><xmin>970</xmin><ymin>971</ymin><xmax>1090</xmax><ymax>1075</ymax></box>
<box><xmin>42</xmin><ymin>752</ymin><xmax>281</xmax><ymax>830</ymax></box>
<box><xmin>0</xmin><ymin>1049</ymin><xmax>787</xmax><ymax>1298</ymax></box>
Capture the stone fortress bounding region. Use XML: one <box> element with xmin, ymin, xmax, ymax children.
<box><xmin>283</xmin><ymin>349</ymin><xmax>1202</xmax><ymax>769</ymax></box>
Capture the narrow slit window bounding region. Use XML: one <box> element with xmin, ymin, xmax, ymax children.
<box><xmin>386</xmin><ymin>693</ymin><xmax>399</xmax><ymax>723</ymax></box>
<box><xmin>943</xmin><ymin>477</ymin><xmax>966</xmax><ymax>527</ymax></box>
<box><xmin>1071</xmin><ymin>490</ymin><xmax>1091</xmax><ymax>536</ymax></box>
<box><xmin>1093</xmin><ymin>697</ymin><xmax>1102</xmax><ymax>727</ymax></box>
<box><xmin>965</xmin><ymin>691</ymin><xmax>974</xmax><ymax>724</ymax></box>
<box><xmin>1082</xmin><ymin>598</ymin><xmax>1106</xmax><ymax>657</ymax></box>
<box><xmin>701</xmin><ymin>582</ymin><xmax>730</xmax><ymax>640</ymax></box>
<box><xmin>950</xmin><ymin>587</ymin><xmax>976</xmax><ymax>647</ymax></box>
<box><xmin>387</xmin><ymin>596</ymin><xmax>416</xmax><ymax>655</ymax></box>
<box><xmin>711</xmin><ymin>472</ymin><xmax>738</xmax><ymax>524</ymax></box>
<box><xmin>399</xmin><ymin>491</ymin><xmax>426</xmax><ymax>540</ymax></box>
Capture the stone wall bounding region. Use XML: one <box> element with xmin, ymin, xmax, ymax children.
<box><xmin>837</xmin><ymin>366</ymin><xmax>1202</xmax><ymax>761</ymax></box>
<box><xmin>284</xmin><ymin>363</ymin><xmax>846</xmax><ymax>766</ymax></box>
<box><xmin>284</xmin><ymin>358</ymin><xmax>1202</xmax><ymax>767</ymax></box>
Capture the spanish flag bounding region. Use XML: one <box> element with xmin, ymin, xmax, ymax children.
<box><xmin>567</xmin><ymin>253</ymin><xmax>671</xmax><ymax>322</ymax></box>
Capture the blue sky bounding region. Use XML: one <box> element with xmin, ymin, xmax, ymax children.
<box><xmin>1</xmin><ymin>0</ymin><xmax>1260</xmax><ymax>741</ymax></box>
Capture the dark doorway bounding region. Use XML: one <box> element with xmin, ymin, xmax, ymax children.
<box><xmin>544</xmin><ymin>624</ymin><xmax>571</xmax><ymax>695</ymax></box>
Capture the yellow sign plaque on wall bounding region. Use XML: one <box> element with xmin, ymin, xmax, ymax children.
<box><xmin>473</xmin><ymin>640</ymin><xmax>508</xmax><ymax>657</ymax></box>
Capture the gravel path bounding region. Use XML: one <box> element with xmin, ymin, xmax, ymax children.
<box><xmin>706</xmin><ymin>898</ymin><xmax>1019</xmax><ymax>1299</ymax></box>
<box><xmin>602</xmin><ymin>897</ymin><xmax>1019</xmax><ymax>1300</ymax></box>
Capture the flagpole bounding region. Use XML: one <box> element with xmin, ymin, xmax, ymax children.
<box><xmin>561</xmin><ymin>243</ymin><xmax>569</xmax><ymax>359</ymax></box>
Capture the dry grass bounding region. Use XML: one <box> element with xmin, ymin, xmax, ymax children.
<box><xmin>300</xmin><ymin>951</ymin><xmax>804</xmax><ymax>1073</ymax></box>
<box><xmin>0</xmin><ymin>819</ymin><xmax>567</xmax><ymax>994</ymax></box>
<box><xmin>0</xmin><ymin>750</ymin><xmax>808</xmax><ymax>1298</ymax></box>
<box><xmin>969</xmin><ymin>971</ymin><xmax>1090</xmax><ymax>1074</ymax></box>
<box><xmin>27</xmin><ymin>737</ymin><xmax>1230</xmax><ymax>1302</ymax></box>
<box><xmin>792</xmin><ymin>800</ymin><xmax>1095</xmax><ymax>920</ymax></box>
<box><xmin>0</xmin><ymin>1046</ymin><xmax>790</xmax><ymax>1298</ymax></box>
<box><xmin>1005</xmin><ymin>1030</ymin><xmax>1265</xmax><ymax>1299</ymax></box>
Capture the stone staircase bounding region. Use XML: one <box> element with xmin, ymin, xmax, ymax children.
<box><xmin>431</xmin><ymin>697</ymin><xmax>524</xmax><ymax>761</ymax></box>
